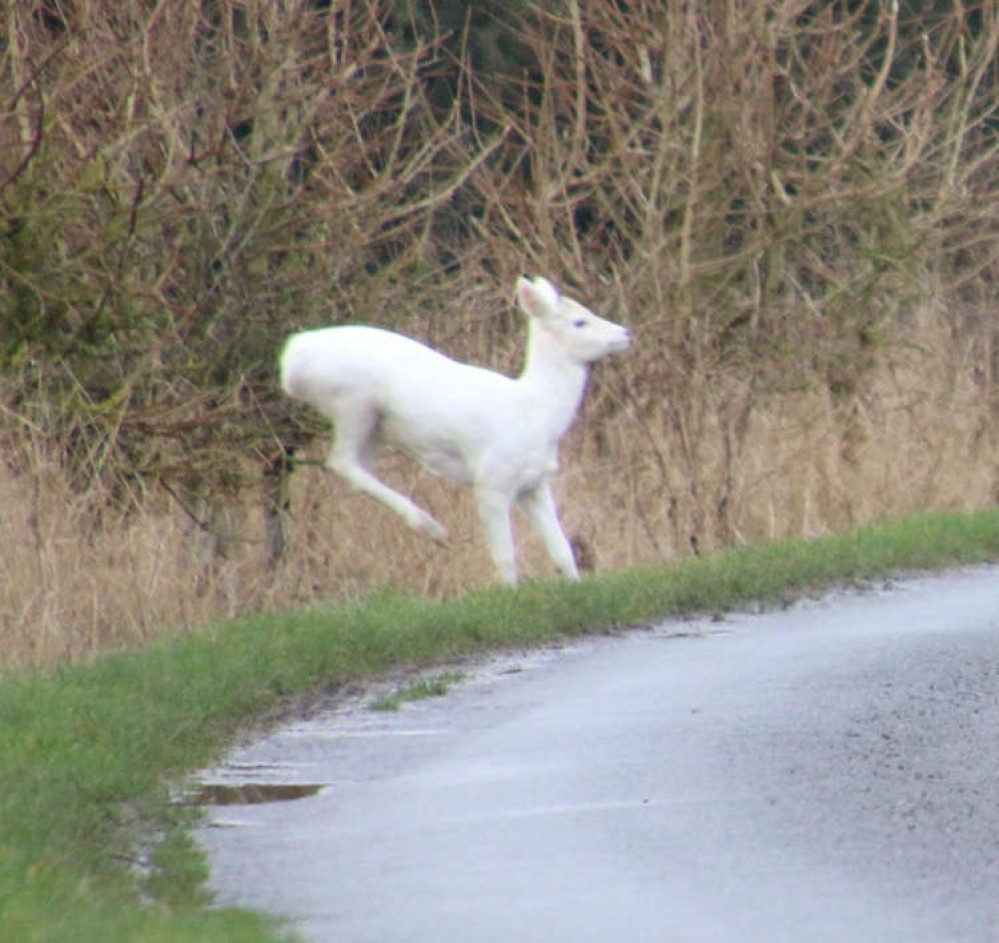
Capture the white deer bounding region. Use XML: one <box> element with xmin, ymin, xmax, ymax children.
<box><xmin>279</xmin><ymin>276</ymin><xmax>630</xmax><ymax>584</ymax></box>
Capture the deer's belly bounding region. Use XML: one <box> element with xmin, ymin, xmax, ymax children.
<box><xmin>412</xmin><ymin>446</ymin><xmax>473</xmax><ymax>484</ymax></box>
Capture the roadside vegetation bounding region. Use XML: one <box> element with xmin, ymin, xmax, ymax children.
<box><xmin>3</xmin><ymin>0</ymin><xmax>999</xmax><ymax>666</ymax></box>
<box><xmin>370</xmin><ymin>672</ymin><xmax>467</xmax><ymax>711</ymax></box>
<box><xmin>3</xmin><ymin>508</ymin><xmax>999</xmax><ymax>942</ymax></box>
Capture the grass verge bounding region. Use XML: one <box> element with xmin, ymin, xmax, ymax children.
<box><xmin>2</xmin><ymin>507</ymin><xmax>998</xmax><ymax>942</ymax></box>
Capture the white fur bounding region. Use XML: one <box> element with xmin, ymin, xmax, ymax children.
<box><xmin>280</xmin><ymin>276</ymin><xmax>630</xmax><ymax>584</ymax></box>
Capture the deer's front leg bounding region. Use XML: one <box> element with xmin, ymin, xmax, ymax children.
<box><xmin>517</xmin><ymin>481</ymin><xmax>579</xmax><ymax>580</ymax></box>
<box><xmin>475</xmin><ymin>486</ymin><xmax>517</xmax><ymax>585</ymax></box>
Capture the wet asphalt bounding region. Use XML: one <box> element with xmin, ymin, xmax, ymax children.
<box><xmin>197</xmin><ymin>567</ymin><xmax>999</xmax><ymax>942</ymax></box>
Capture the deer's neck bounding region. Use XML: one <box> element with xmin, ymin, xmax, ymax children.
<box><xmin>518</xmin><ymin>323</ymin><xmax>589</xmax><ymax>441</ymax></box>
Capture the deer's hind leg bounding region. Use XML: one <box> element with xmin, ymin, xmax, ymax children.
<box><xmin>324</xmin><ymin>396</ymin><xmax>448</xmax><ymax>544</ymax></box>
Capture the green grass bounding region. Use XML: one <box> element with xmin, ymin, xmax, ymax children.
<box><xmin>370</xmin><ymin>672</ymin><xmax>466</xmax><ymax>711</ymax></box>
<box><xmin>3</xmin><ymin>508</ymin><xmax>999</xmax><ymax>941</ymax></box>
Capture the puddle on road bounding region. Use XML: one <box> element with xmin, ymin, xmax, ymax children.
<box><xmin>192</xmin><ymin>782</ymin><xmax>325</xmax><ymax>806</ymax></box>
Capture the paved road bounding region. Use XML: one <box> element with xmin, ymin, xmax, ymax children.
<box><xmin>198</xmin><ymin>568</ymin><xmax>999</xmax><ymax>942</ymax></box>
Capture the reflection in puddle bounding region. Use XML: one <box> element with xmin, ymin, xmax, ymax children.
<box><xmin>193</xmin><ymin>782</ymin><xmax>324</xmax><ymax>805</ymax></box>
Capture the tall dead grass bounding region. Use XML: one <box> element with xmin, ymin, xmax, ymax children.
<box><xmin>3</xmin><ymin>289</ymin><xmax>995</xmax><ymax>669</ymax></box>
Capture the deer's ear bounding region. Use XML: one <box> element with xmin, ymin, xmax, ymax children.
<box><xmin>516</xmin><ymin>276</ymin><xmax>560</xmax><ymax>319</ymax></box>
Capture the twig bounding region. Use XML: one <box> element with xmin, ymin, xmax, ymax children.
<box><xmin>158</xmin><ymin>478</ymin><xmax>211</xmax><ymax>532</ymax></box>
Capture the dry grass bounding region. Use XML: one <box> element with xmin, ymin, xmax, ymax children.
<box><xmin>2</xmin><ymin>293</ymin><xmax>994</xmax><ymax>670</ymax></box>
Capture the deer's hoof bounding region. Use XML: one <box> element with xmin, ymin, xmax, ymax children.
<box><xmin>416</xmin><ymin>513</ymin><xmax>449</xmax><ymax>545</ymax></box>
